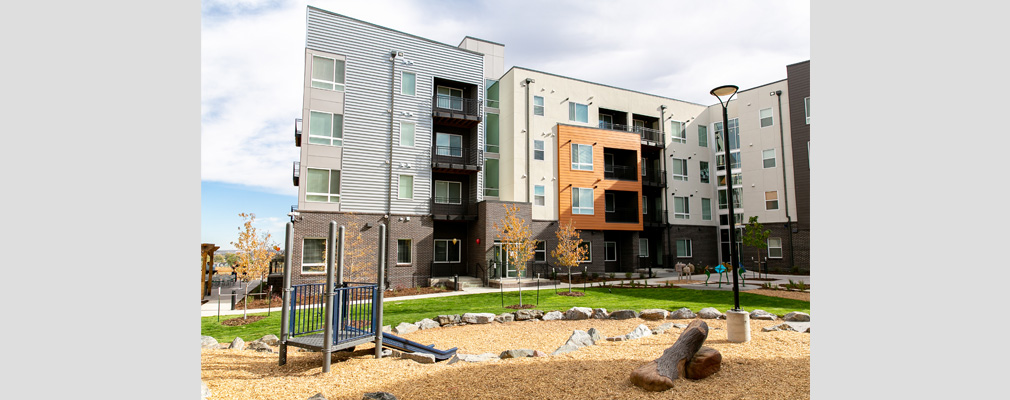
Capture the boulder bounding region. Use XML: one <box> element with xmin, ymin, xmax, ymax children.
<box><xmin>750</xmin><ymin>310</ymin><xmax>777</xmax><ymax>320</ymax></box>
<box><xmin>499</xmin><ymin>349</ymin><xmax>535</xmax><ymax>359</ymax></box>
<box><xmin>462</xmin><ymin>313</ymin><xmax>496</xmax><ymax>324</ymax></box>
<box><xmin>394</xmin><ymin>322</ymin><xmax>418</xmax><ymax>335</ymax></box>
<box><xmin>532</xmin><ymin>310</ymin><xmax>544</xmax><ymax>319</ymax></box>
<box><xmin>201</xmin><ymin>336</ymin><xmax>219</xmax><ymax>349</ymax></box>
<box><xmin>565</xmin><ymin>307</ymin><xmax>593</xmax><ymax>320</ymax></box>
<box><xmin>587</xmin><ymin>327</ymin><xmax>602</xmax><ymax>343</ymax></box>
<box><xmin>610</xmin><ymin>309</ymin><xmax>639</xmax><ymax>320</ymax></box>
<box><xmin>551</xmin><ymin>344</ymin><xmax>580</xmax><ymax>355</ymax></box>
<box><xmin>697</xmin><ymin>307</ymin><xmax>723</xmax><ymax>319</ymax></box>
<box><xmin>542</xmin><ymin>311</ymin><xmax>564</xmax><ymax>321</ymax></box>
<box><xmin>459</xmin><ymin>353</ymin><xmax>499</xmax><ymax>363</ymax></box>
<box><xmin>592</xmin><ymin>308</ymin><xmax>610</xmax><ymax>319</ymax></box>
<box><xmin>514</xmin><ymin>309</ymin><xmax>536</xmax><ymax>321</ymax></box>
<box><xmin>762</xmin><ymin>323</ymin><xmax>799</xmax><ymax>332</ymax></box>
<box><xmin>307</xmin><ymin>393</ymin><xmax>326</xmax><ymax>400</ymax></box>
<box><xmin>382</xmin><ymin>325</ymin><xmax>392</xmax><ymax>333</ymax></box>
<box><xmin>626</xmin><ymin>324</ymin><xmax>653</xmax><ymax>340</ymax></box>
<box><xmin>248</xmin><ymin>341</ymin><xmax>272</xmax><ymax>352</ymax></box>
<box><xmin>259</xmin><ymin>334</ymin><xmax>280</xmax><ymax>346</ymax></box>
<box><xmin>654</xmin><ymin>322</ymin><xmax>674</xmax><ymax>334</ymax></box>
<box><xmin>564</xmin><ymin>330</ymin><xmax>595</xmax><ymax>347</ymax></box>
<box><xmin>416</xmin><ymin>318</ymin><xmax>440</xmax><ymax>330</ymax></box>
<box><xmin>685</xmin><ymin>347</ymin><xmax>722</xmax><ymax>379</ymax></box>
<box><xmin>495</xmin><ymin>313</ymin><xmax>515</xmax><ymax>323</ymax></box>
<box><xmin>668</xmin><ymin>308</ymin><xmax>696</xmax><ymax>319</ymax></box>
<box><xmin>362</xmin><ymin>393</ymin><xmax>398</xmax><ymax>400</ymax></box>
<box><xmin>229</xmin><ymin>337</ymin><xmax>245</xmax><ymax>350</ymax></box>
<box><xmin>784</xmin><ymin>311</ymin><xmax>810</xmax><ymax>322</ymax></box>
<box><xmin>201</xmin><ymin>381</ymin><xmax>211</xmax><ymax>400</ymax></box>
<box><xmin>532</xmin><ymin>350</ymin><xmax>548</xmax><ymax>357</ymax></box>
<box><xmin>400</xmin><ymin>352</ymin><xmax>435</xmax><ymax>364</ymax></box>
<box><xmin>672</xmin><ymin>323</ymin><xmax>688</xmax><ymax>329</ymax></box>
<box><xmin>640</xmin><ymin>309</ymin><xmax>670</xmax><ymax>320</ymax></box>
<box><xmin>437</xmin><ymin>314</ymin><xmax>461</xmax><ymax>326</ymax></box>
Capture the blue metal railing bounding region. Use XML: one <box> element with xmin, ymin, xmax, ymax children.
<box><xmin>288</xmin><ymin>282</ymin><xmax>378</xmax><ymax>345</ymax></box>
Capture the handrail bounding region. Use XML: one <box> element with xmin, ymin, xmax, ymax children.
<box><xmin>432</xmin><ymin>94</ymin><xmax>482</xmax><ymax>116</ymax></box>
<box><xmin>288</xmin><ymin>283</ymin><xmax>378</xmax><ymax>345</ymax></box>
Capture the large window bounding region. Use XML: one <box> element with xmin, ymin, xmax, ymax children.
<box><xmin>804</xmin><ymin>97</ymin><xmax>810</xmax><ymax>124</ymax></box>
<box><xmin>311</xmin><ymin>55</ymin><xmax>345</xmax><ymax>91</ymax></box>
<box><xmin>763</xmin><ymin>149</ymin><xmax>776</xmax><ymax>168</ymax></box>
<box><xmin>716</xmin><ymin>153</ymin><xmax>741</xmax><ymax>171</ymax></box>
<box><xmin>674</xmin><ymin>196</ymin><xmax>689</xmax><ymax>219</ymax></box>
<box><xmin>700</xmin><ymin>161</ymin><xmax>710</xmax><ymax>183</ymax></box>
<box><xmin>670</xmin><ymin>120</ymin><xmax>685</xmax><ymax>143</ymax></box>
<box><xmin>671</xmin><ymin>158</ymin><xmax>687</xmax><ymax>181</ymax></box>
<box><xmin>701</xmin><ymin>198</ymin><xmax>712</xmax><ymax>220</ymax></box>
<box><xmin>604</xmin><ymin>241</ymin><xmax>617</xmax><ymax>261</ymax></box>
<box><xmin>718</xmin><ymin>188</ymin><xmax>742</xmax><ymax>210</ymax></box>
<box><xmin>579</xmin><ymin>242</ymin><xmax>592</xmax><ymax>263</ymax></box>
<box><xmin>571</xmin><ymin>144</ymin><xmax>593</xmax><ymax>171</ymax></box>
<box><xmin>397</xmin><ymin>239</ymin><xmax>412</xmax><ymax>264</ymax></box>
<box><xmin>306</xmin><ymin>168</ymin><xmax>340</xmax><ymax>203</ymax></box>
<box><xmin>486</xmin><ymin>79</ymin><xmax>499</xmax><ymax>108</ymax></box>
<box><xmin>568</xmin><ymin>102</ymin><xmax>588</xmax><ymax>123</ymax></box>
<box><xmin>401</xmin><ymin>72</ymin><xmax>416</xmax><ymax>96</ymax></box>
<box><xmin>768</xmin><ymin>237</ymin><xmax>783</xmax><ymax>258</ymax></box>
<box><xmin>639</xmin><ymin>238</ymin><xmax>649</xmax><ymax>257</ymax></box>
<box><xmin>435</xmin><ymin>133</ymin><xmax>462</xmax><ymax>157</ymax></box>
<box><xmin>698</xmin><ymin>125</ymin><xmax>708</xmax><ymax>147</ymax></box>
<box><xmin>434</xmin><ymin>239</ymin><xmax>461</xmax><ymax>263</ymax></box>
<box><xmin>572</xmin><ymin>187</ymin><xmax>594</xmax><ymax>215</ymax></box>
<box><xmin>765</xmin><ymin>191</ymin><xmax>779</xmax><ymax>210</ymax></box>
<box><xmin>399</xmin><ymin>122</ymin><xmax>414</xmax><ymax>147</ymax></box>
<box><xmin>534</xmin><ymin>96</ymin><xmax>544</xmax><ymax>116</ymax></box>
<box><xmin>309</xmin><ymin>111</ymin><xmax>343</xmax><ymax>146</ymax></box>
<box><xmin>436</xmin><ymin>86</ymin><xmax>464</xmax><ymax>111</ymax></box>
<box><xmin>534</xmin><ymin>140</ymin><xmax>544</xmax><ymax>160</ymax></box>
<box><xmin>434</xmin><ymin>181</ymin><xmax>462</xmax><ymax>204</ymax></box>
<box><xmin>485</xmin><ymin>113</ymin><xmax>499</xmax><ymax>153</ymax></box>
<box><xmin>760</xmin><ymin>108</ymin><xmax>773</xmax><ymax>127</ymax></box>
<box><xmin>398</xmin><ymin>175</ymin><xmax>413</xmax><ymax>199</ymax></box>
<box><xmin>534</xmin><ymin>185</ymin><xmax>545</xmax><ymax>206</ymax></box>
<box><xmin>714</xmin><ymin>118</ymin><xmax>739</xmax><ymax>151</ymax></box>
<box><xmin>534</xmin><ymin>241</ymin><xmax>546</xmax><ymax>263</ymax></box>
<box><xmin>676</xmin><ymin>239</ymin><xmax>693</xmax><ymax>258</ymax></box>
<box><xmin>484</xmin><ymin>159</ymin><xmax>499</xmax><ymax>197</ymax></box>
<box><xmin>302</xmin><ymin>238</ymin><xmax>326</xmax><ymax>274</ymax></box>
<box><xmin>717</xmin><ymin>173</ymin><xmax>742</xmax><ymax>187</ymax></box>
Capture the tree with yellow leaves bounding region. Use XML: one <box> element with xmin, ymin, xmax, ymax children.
<box><xmin>231</xmin><ymin>213</ymin><xmax>274</xmax><ymax>319</ymax></box>
<box><xmin>492</xmin><ymin>204</ymin><xmax>538</xmax><ymax>306</ymax></box>
<box><xmin>551</xmin><ymin>219</ymin><xmax>589</xmax><ymax>293</ymax></box>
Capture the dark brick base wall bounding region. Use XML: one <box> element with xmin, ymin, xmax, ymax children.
<box><xmin>668</xmin><ymin>225</ymin><xmax>720</xmax><ymax>269</ymax></box>
<box><xmin>737</xmin><ymin>222</ymin><xmax>809</xmax><ymax>274</ymax></box>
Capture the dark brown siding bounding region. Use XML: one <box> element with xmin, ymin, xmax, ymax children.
<box><xmin>786</xmin><ymin>61</ymin><xmax>810</xmax><ymax>272</ymax></box>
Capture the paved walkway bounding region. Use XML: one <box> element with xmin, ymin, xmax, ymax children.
<box><xmin>200</xmin><ymin>270</ymin><xmax>809</xmax><ymax>318</ymax></box>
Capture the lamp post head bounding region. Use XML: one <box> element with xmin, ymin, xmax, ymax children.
<box><xmin>710</xmin><ymin>85</ymin><xmax>739</xmax><ymax>98</ymax></box>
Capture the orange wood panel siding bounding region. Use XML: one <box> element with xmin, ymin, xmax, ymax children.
<box><xmin>557</xmin><ymin>124</ymin><xmax>643</xmax><ymax>231</ymax></box>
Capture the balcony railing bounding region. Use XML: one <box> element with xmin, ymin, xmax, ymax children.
<box><xmin>430</xmin><ymin>197</ymin><xmax>474</xmax><ymax>220</ymax></box>
<box><xmin>604</xmin><ymin>165</ymin><xmax>638</xmax><ymax>181</ymax></box>
<box><xmin>605</xmin><ymin>206</ymin><xmax>640</xmax><ymax>224</ymax></box>
<box><xmin>294</xmin><ymin>118</ymin><xmax>302</xmax><ymax>147</ymax></box>
<box><xmin>598</xmin><ymin>122</ymin><xmax>665</xmax><ymax>145</ymax></box>
<box><xmin>642</xmin><ymin>168</ymin><xmax>666</xmax><ymax>186</ymax></box>
<box><xmin>292</xmin><ymin>161</ymin><xmax>300</xmax><ymax>186</ymax></box>
<box><xmin>644</xmin><ymin>210</ymin><xmax>668</xmax><ymax>227</ymax></box>
<box><xmin>432</xmin><ymin>94</ymin><xmax>482</xmax><ymax>123</ymax></box>
<box><xmin>431</xmin><ymin>145</ymin><xmax>482</xmax><ymax>172</ymax></box>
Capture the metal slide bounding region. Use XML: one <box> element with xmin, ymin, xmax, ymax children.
<box><xmin>380</xmin><ymin>332</ymin><xmax>458</xmax><ymax>361</ymax></box>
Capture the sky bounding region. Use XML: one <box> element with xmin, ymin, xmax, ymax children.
<box><xmin>201</xmin><ymin>0</ymin><xmax>810</xmax><ymax>250</ymax></box>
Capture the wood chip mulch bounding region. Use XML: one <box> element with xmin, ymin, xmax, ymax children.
<box><xmin>745</xmin><ymin>289</ymin><xmax>810</xmax><ymax>302</ymax></box>
<box><xmin>202</xmin><ymin>318</ymin><xmax>809</xmax><ymax>399</ymax></box>
<box><xmin>220</xmin><ymin>315</ymin><xmax>266</xmax><ymax>326</ymax></box>
<box><xmin>556</xmin><ymin>291</ymin><xmax>586</xmax><ymax>297</ymax></box>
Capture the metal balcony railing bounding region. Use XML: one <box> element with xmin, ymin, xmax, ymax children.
<box><xmin>645</xmin><ymin>210</ymin><xmax>668</xmax><ymax>227</ymax></box>
<box><xmin>642</xmin><ymin>168</ymin><xmax>666</xmax><ymax>186</ymax></box>
<box><xmin>431</xmin><ymin>145</ymin><xmax>481</xmax><ymax>170</ymax></box>
<box><xmin>292</xmin><ymin>161</ymin><xmax>300</xmax><ymax>186</ymax></box>
<box><xmin>604</xmin><ymin>165</ymin><xmax>638</xmax><ymax>181</ymax></box>
<box><xmin>605</xmin><ymin>206</ymin><xmax>640</xmax><ymax>223</ymax></box>
<box><xmin>598</xmin><ymin>122</ymin><xmax>664</xmax><ymax>144</ymax></box>
<box><xmin>432</xmin><ymin>94</ymin><xmax>482</xmax><ymax>118</ymax></box>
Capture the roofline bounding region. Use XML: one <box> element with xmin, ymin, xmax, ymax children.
<box><xmin>786</xmin><ymin>59</ymin><xmax>810</xmax><ymax>68</ymax></box>
<box><xmin>306</xmin><ymin>6</ymin><xmax>485</xmax><ymax>58</ymax></box>
<box><xmin>459</xmin><ymin>36</ymin><xmax>506</xmax><ymax>48</ymax></box>
<box><xmin>504</xmin><ymin>66</ymin><xmax>709</xmax><ymax>107</ymax></box>
<box><xmin>736</xmin><ymin>78</ymin><xmax>788</xmax><ymax>95</ymax></box>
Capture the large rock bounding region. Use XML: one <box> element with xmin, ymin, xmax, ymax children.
<box><xmin>640</xmin><ymin>309</ymin><xmax>670</xmax><ymax>320</ymax></box>
<box><xmin>307</xmin><ymin>393</ymin><xmax>326</xmax><ymax>400</ymax></box>
<box><xmin>784</xmin><ymin>312</ymin><xmax>810</xmax><ymax>322</ymax></box>
<box><xmin>394</xmin><ymin>322</ymin><xmax>418</xmax><ymax>335</ymax></box>
<box><xmin>626</xmin><ymin>324</ymin><xmax>653</xmax><ymax>340</ymax></box>
<box><xmin>532</xmin><ymin>350</ymin><xmax>548</xmax><ymax>357</ymax></box>
<box><xmin>201</xmin><ymin>381</ymin><xmax>211</xmax><ymax>400</ymax></box>
<box><xmin>495</xmin><ymin>313</ymin><xmax>515</xmax><ymax>323</ymax></box>
<box><xmin>685</xmin><ymin>347</ymin><xmax>722</xmax><ymax>379</ymax></box>
<box><xmin>382</xmin><ymin>325</ymin><xmax>392</xmax><ymax>334</ymax></box>
<box><xmin>750</xmin><ymin>310</ymin><xmax>777</xmax><ymax>320</ymax></box>
<box><xmin>592</xmin><ymin>308</ymin><xmax>610</xmax><ymax>319</ymax></box>
<box><xmin>587</xmin><ymin>327</ymin><xmax>602</xmax><ymax>343</ymax></box>
<box><xmin>654</xmin><ymin>322</ymin><xmax>674</xmax><ymax>334</ymax></box>
<box><xmin>564</xmin><ymin>307</ymin><xmax>593</xmax><ymax>320</ymax></box>
<box><xmin>551</xmin><ymin>344</ymin><xmax>580</xmax><ymax>355</ymax></box>
<box><xmin>697</xmin><ymin>307</ymin><xmax>723</xmax><ymax>319</ymax></box>
<box><xmin>248</xmin><ymin>341</ymin><xmax>272</xmax><ymax>352</ymax></box>
<box><xmin>542</xmin><ymin>311</ymin><xmax>564</xmax><ymax>321</ymax></box>
<box><xmin>672</xmin><ymin>323</ymin><xmax>688</xmax><ymax>329</ymax></box>
<box><xmin>229</xmin><ymin>337</ymin><xmax>245</xmax><ymax>350</ymax></box>
<box><xmin>437</xmin><ymin>314</ymin><xmax>461</xmax><ymax>326</ymax></box>
<box><xmin>416</xmin><ymin>318</ymin><xmax>440</xmax><ymax>330</ymax></box>
<box><xmin>564</xmin><ymin>330</ymin><xmax>595</xmax><ymax>347</ymax></box>
<box><xmin>400</xmin><ymin>352</ymin><xmax>435</xmax><ymax>364</ymax></box>
<box><xmin>201</xmin><ymin>336</ymin><xmax>219</xmax><ymax>349</ymax></box>
<box><xmin>762</xmin><ymin>323</ymin><xmax>798</xmax><ymax>332</ymax></box>
<box><xmin>259</xmin><ymin>334</ymin><xmax>280</xmax><ymax>346</ymax></box>
<box><xmin>531</xmin><ymin>310</ymin><xmax>544</xmax><ymax>319</ymax></box>
<box><xmin>514</xmin><ymin>309</ymin><xmax>536</xmax><ymax>321</ymax></box>
<box><xmin>610</xmin><ymin>309</ymin><xmax>639</xmax><ymax>320</ymax></box>
<box><xmin>462</xmin><ymin>313</ymin><xmax>496</xmax><ymax>324</ymax></box>
<box><xmin>458</xmin><ymin>353</ymin><xmax>500</xmax><ymax>363</ymax></box>
<box><xmin>362</xmin><ymin>393</ymin><xmax>398</xmax><ymax>400</ymax></box>
<box><xmin>499</xmin><ymin>349</ymin><xmax>535</xmax><ymax>359</ymax></box>
<box><xmin>669</xmin><ymin>308</ymin><xmax>696</xmax><ymax>319</ymax></box>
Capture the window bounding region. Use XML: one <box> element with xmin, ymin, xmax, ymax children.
<box><xmin>572</xmin><ymin>187</ymin><xmax>594</xmax><ymax>215</ymax></box>
<box><xmin>534</xmin><ymin>241</ymin><xmax>546</xmax><ymax>263</ymax></box>
<box><xmin>701</xmin><ymin>198</ymin><xmax>712</xmax><ymax>220</ymax></box>
<box><xmin>533</xmin><ymin>140</ymin><xmax>544</xmax><ymax>160</ymax></box>
<box><xmin>486</xmin><ymin>79</ymin><xmax>499</xmax><ymax>108</ymax></box>
<box><xmin>434</xmin><ymin>181</ymin><xmax>462</xmax><ymax>204</ymax></box>
<box><xmin>759</xmin><ymin>108</ymin><xmax>773</xmax><ymax>127</ymax></box>
<box><xmin>398</xmin><ymin>175</ymin><xmax>413</xmax><ymax>199</ymax></box>
<box><xmin>717</xmin><ymin>173</ymin><xmax>742</xmax><ymax>187</ymax></box>
<box><xmin>604</xmin><ymin>154</ymin><xmax>614</xmax><ymax>173</ymax></box>
<box><xmin>434</xmin><ymin>239</ymin><xmax>461</xmax><ymax>263</ymax></box>
<box><xmin>674</xmin><ymin>196</ymin><xmax>689</xmax><ymax>219</ymax></box>
<box><xmin>670</xmin><ymin>120</ymin><xmax>685</xmax><ymax>143</ymax></box>
<box><xmin>578</xmin><ymin>242</ymin><xmax>591</xmax><ymax>263</ymax></box>
<box><xmin>671</xmin><ymin>158</ymin><xmax>687</xmax><ymax>181</ymax></box>
<box><xmin>435</xmin><ymin>133</ymin><xmax>462</xmax><ymax>157</ymax></box>
<box><xmin>639</xmin><ymin>238</ymin><xmax>649</xmax><ymax>257</ymax></box>
<box><xmin>720</xmin><ymin>213</ymin><xmax>745</xmax><ymax>226</ymax></box>
<box><xmin>308</xmin><ymin>111</ymin><xmax>343</xmax><ymax>146</ymax></box>
<box><xmin>485</xmin><ymin>113</ymin><xmax>499</xmax><ymax>153</ymax></box>
<box><xmin>484</xmin><ymin>159</ymin><xmax>499</xmax><ymax>196</ymax></box>
<box><xmin>399</xmin><ymin>122</ymin><xmax>414</xmax><ymax>147</ymax></box>
<box><xmin>698</xmin><ymin>125</ymin><xmax>708</xmax><ymax>147</ymax></box>
<box><xmin>568</xmin><ymin>102</ymin><xmax>588</xmax><ymax>123</ymax></box>
<box><xmin>642</xmin><ymin>196</ymin><xmax>648</xmax><ymax>214</ymax></box>
<box><xmin>306</xmin><ymin>168</ymin><xmax>340</xmax><ymax>203</ymax></box>
<box><xmin>768</xmin><ymin>238</ymin><xmax>783</xmax><ymax>258</ymax></box>
<box><xmin>401</xmin><ymin>72</ymin><xmax>415</xmax><ymax>96</ymax></box>
<box><xmin>604</xmin><ymin>241</ymin><xmax>617</xmax><ymax>261</ymax></box>
<box><xmin>534</xmin><ymin>185</ymin><xmax>545</xmax><ymax>206</ymax></box>
<box><xmin>311</xmin><ymin>55</ymin><xmax>345</xmax><ymax>91</ymax></box>
<box><xmin>714</xmin><ymin>118</ymin><xmax>739</xmax><ymax>151</ymax></box>
<box><xmin>641</xmin><ymin>157</ymin><xmax>647</xmax><ymax>177</ymax></box>
<box><xmin>605</xmin><ymin>193</ymin><xmax>615</xmax><ymax>212</ymax></box>
<box><xmin>533</xmin><ymin>96</ymin><xmax>544</xmax><ymax>116</ymax></box>
<box><xmin>437</xmin><ymin>86</ymin><xmax>463</xmax><ymax>111</ymax></box>
<box><xmin>765</xmin><ymin>191</ymin><xmax>779</xmax><ymax>210</ymax></box>
<box><xmin>804</xmin><ymin>97</ymin><xmax>810</xmax><ymax>124</ymax></box>
<box><xmin>397</xmin><ymin>239</ymin><xmax>412</xmax><ymax>264</ymax></box>
<box><xmin>633</xmin><ymin>119</ymin><xmax>646</xmax><ymax>134</ymax></box>
<box><xmin>715</xmin><ymin>153</ymin><xmax>741</xmax><ymax>171</ymax></box>
<box><xmin>699</xmin><ymin>161</ymin><xmax>710</xmax><ymax>183</ymax></box>
<box><xmin>676</xmin><ymin>239</ymin><xmax>693</xmax><ymax>258</ymax></box>
<box><xmin>302</xmin><ymin>238</ymin><xmax>326</xmax><ymax>274</ymax></box>
<box><xmin>718</xmin><ymin>188</ymin><xmax>742</xmax><ymax>210</ymax></box>
<box><xmin>571</xmin><ymin>144</ymin><xmax>593</xmax><ymax>171</ymax></box>
<box><xmin>763</xmin><ymin>149</ymin><xmax>776</xmax><ymax>168</ymax></box>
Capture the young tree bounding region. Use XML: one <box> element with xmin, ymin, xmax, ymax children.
<box><xmin>492</xmin><ymin>204</ymin><xmax>538</xmax><ymax>306</ymax></box>
<box><xmin>551</xmin><ymin>219</ymin><xmax>589</xmax><ymax>293</ymax></box>
<box><xmin>741</xmin><ymin>216</ymin><xmax>771</xmax><ymax>272</ymax></box>
<box><xmin>342</xmin><ymin>217</ymin><xmax>376</xmax><ymax>283</ymax></box>
<box><xmin>231</xmin><ymin>213</ymin><xmax>273</xmax><ymax>319</ymax></box>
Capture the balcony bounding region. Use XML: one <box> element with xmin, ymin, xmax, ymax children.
<box><xmin>604</xmin><ymin>165</ymin><xmax>638</xmax><ymax>181</ymax></box>
<box><xmin>430</xmin><ymin>198</ymin><xmax>476</xmax><ymax>221</ymax></box>
<box><xmin>431</xmin><ymin>145</ymin><xmax>482</xmax><ymax>174</ymax></box>
<box><xmin>432</xmin><ymin>94</ymin><xmax>482</xmax><ymax>128</ymax></box>
<box><xmin>292</xmin><ymin>161</ymin><xmax>300</xmax><ymax>186</ymax></box>
<box><xmin>598</xmin><ymin>122</ymin><xmax>664</xmax><ymax>147</ymax></box>
<box><xmin>605</xmin><ymin>205</ymin><xmax>640</xmax><ymax>224</ymax></box>
<box><xmin>644</xmin><ymin>210</ymin><xmax>668</xmax><ymax>228</ymax></box>
<box><xmin>642</xmin><ymin>167</ymin><xmax>666</xmax><ymax>187</ymax></box>
<box><xmin>294</xmin><ymin>118</ymin><xmax>302</xmax><ymax>147</ymax></box>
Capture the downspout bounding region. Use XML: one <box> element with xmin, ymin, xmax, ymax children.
<box><xmin>773</xmin><ymin>90</ymin><xmax>794</xmax><ymax>270</ymax></box>
<box><xmin>524</xmin><ymin>78</ymin><xmax>535</xmax><ymax>203</ymax></box>
<box><xmin>659</xmin><ymin>105</ymin><xmax>671</xmax><ymax>275</ymax></box>
<box><xmin>386</xmin><ymin>51</ymin><xmax>398</xmax><ymax>289</ymax></box>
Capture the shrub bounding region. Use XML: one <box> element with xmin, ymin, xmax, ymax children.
<box><xmin>639</xmin><ymin>273</ymin><xmax>646</xmax><ymax>279</ymax></box>
<box><xmin>591</xmin><ymin>272</ymin><xmax>599</xmax><ymax>280</ymax></box>
<box><xmin>625</xmin><ymin>271</ymin><xmax>633</xmax><ymax>279</ymax></box>
<box><xmin>609</xmin><ymin>273</ymin><xmax>615</xmax><ymax>279</ymax></box>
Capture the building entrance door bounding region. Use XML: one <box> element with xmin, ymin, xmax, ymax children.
<box><xmin>492</xmin><ymin>242</ymin><xmax>521</xmax><ymax>278</ymax></box>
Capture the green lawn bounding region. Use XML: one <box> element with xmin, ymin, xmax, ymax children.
<box><xmin>201</xmin><ymin>287</ymin><xmax>809</xmax><ymax>343</ymax></box>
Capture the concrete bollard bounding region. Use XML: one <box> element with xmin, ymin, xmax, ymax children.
<box><xmin>726</xmin><ymin>310</ymin><xmax>751</xmax><ymax>343</ymax></box>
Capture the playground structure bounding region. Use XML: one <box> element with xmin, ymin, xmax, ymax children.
<box><xmin>278</xmin><ymin>222</ymin><xmax>457</xmax><ymax>372</ymax></box>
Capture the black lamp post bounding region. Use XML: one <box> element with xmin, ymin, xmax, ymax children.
<box><xmin>711</xmin><ymin>84</ymin><xmax>741</xmax><ymax>311</ymax></box>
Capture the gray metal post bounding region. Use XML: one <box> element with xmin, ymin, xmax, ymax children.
<box><xmin>322</xmin><ymin>221</ymin><xmax>337</xmax><ymax>373</ymax></box>
<box><xmin>279</xmin><ymin>222</ymin><xmax>293</xmax><ymax>366</ymax></box>
<box><xmin>336</xmin><ymin>225</ymin><xmax>345</xmax><ymax>345</ymax></box>
<box><xmin>374</xmin><ymin>224</ymin><xmax>386</xmax><ymax>359</ymax></box>
<box><xmin>231</xmin><ymin>289</ymin><xmax>237</xmax><ymax>310</ymax></box>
